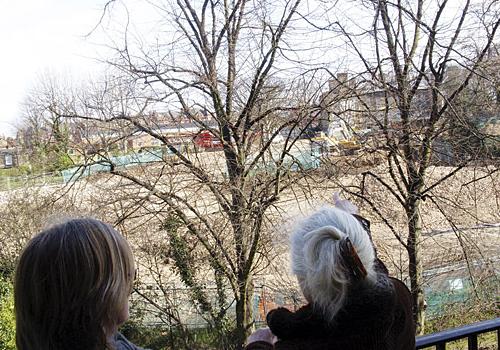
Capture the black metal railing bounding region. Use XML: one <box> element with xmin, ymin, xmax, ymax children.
<box><xmin>416</xmin><ymin>317</ymin><xmax>500</xmax><ymax>350</ymax></box>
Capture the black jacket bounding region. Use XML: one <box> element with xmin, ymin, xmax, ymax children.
<box><xmin>246</xmin><ymin>275</ymin><xmax>415</xmax><ymax>350</ymax></box>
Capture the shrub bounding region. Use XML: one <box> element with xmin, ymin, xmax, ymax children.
<box><xmin>0</xmin><ymin>276</ymin><xmax>15</xmax><ymax>350</ymax></box>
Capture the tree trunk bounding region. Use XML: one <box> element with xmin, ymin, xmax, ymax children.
<box><xmin>406</xmin><ymin>197</ymin><xmax>426</xmax><ymax>334</ymax></box>
<box><xmin>234</xmin><ymin>280</ymin><xmax>253</xmax><ymax>350</ymax></box>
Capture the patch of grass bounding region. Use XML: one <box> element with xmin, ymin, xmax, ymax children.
<box><xmin>0</xmin><ymin>167</ymin><xmax>28</xmax><ymax>177</ymax></box>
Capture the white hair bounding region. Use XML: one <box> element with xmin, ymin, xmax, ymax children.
<box><xmin>290</xmin><ymin>205</ymin><xmax>377</xmax><ymax>322</ymax></box>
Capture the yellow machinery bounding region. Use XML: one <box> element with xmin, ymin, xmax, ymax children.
<box><xmin>311</xmin><ymin>131</ymin><xmax>360</xmax><ymax>154</ymax></box>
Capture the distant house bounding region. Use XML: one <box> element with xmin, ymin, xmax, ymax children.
<box><xmin>0</xmin><ymin>137</ymin><xmax>18</xmax><ymax>168</ymax></box>
<box><xmin>319</xmin><ymin>72</ymin><xmax>433</xmax><ymax>133</ymax></box>
<box><xmin>15</xmin><ymin>110</ymin><xmax>219</xmax><ymax>161</ymax></box>
<box><xmin>64</xmin><ymin>111</ymin><xmax>218</xmax><ymax>155</ymax></box>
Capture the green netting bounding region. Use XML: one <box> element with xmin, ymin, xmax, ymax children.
<box><xmin>62</xmin><ymin>145</ymin><xmax>321</xmax><ymax>183</ymax></box>
<box><xmin>61</xmin><ymin>149</ymin><xmax>165</xmax><ymax>182</ymax></box>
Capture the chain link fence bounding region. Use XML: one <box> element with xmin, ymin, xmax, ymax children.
<box><xmin>129</xmin><ymin>255</ymin><xmax>498</xmax><ymax>331</ymax></box>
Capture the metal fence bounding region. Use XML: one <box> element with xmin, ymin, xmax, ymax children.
<box><xmin>131</xmin><ymin>271</ymin><xmax>498</xmax><ymax>331</ymax></box>
<box><xmin>130</xmin><ymin>284</ymin><xmax>305</xmax><ymax>328</ymax></box>
<box><xmin>416</xmin><ymin>317</ymin><xmax>500</xmax><ymax>350</ymax></box>
<box><xmin>0</xmin><ymin>171</ymin><xmax>64</xmax><ymax>191</ymax></box>
<box><xmin>422</xmin><ymin>256</ymin><xmax>499</xmax><ymax>318</ymax></box>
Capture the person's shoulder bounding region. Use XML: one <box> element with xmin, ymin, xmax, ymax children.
<box><xmin>114</xmin><ymin>332</ymin><xmax>149</xmax><ymax>350</ymax></box>
<box><xmin>388</xmin><ymin>277</ymin><xmax>412</xmax><ymax>303</ymax></box>
<box><xmin>388</xmin><ymin>277</ymin><xmax>410</xmax><ymax>290</ymax></box>
<box><xmin>244</xmin><ymin>340</ymin><xmax>275</xmax><ymax>350</ymax></box>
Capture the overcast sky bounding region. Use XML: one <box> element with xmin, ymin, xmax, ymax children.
<box><xmin>0</xmin><ymin>0</ymin><xmax>483</xmax><ymax>138</ymax></box>
<box><xmin>0</xmin><ymin>0</ymin><xmax>108</xmax><ymax>137</ymax></box>
<box><xmin>0</xmin><ymin>0</ymin><xmax>312</xmax><ymax>137</ymax></box>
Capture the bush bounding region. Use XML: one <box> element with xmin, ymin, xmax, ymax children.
<box><xmin>0</xmin><ymin>276</ymin><xmax>15</xmax><ymax>350</ymax></box>
<box><xmin>53</xmin><ymin>153</ymin><xmax>74</xmax><ymax>171</ymax></box>
<box><xmin>426</xmin><ymin>298</ymin><xmax>498</xmax><ymax>334</ymax></box>
<box><xmin>121</xmin><ymin>320</ymin><xmax>233</xmax><ymax>350</ymax></box>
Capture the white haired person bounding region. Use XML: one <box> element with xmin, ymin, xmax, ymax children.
<box><xmin>245</xmin><ymin>198</ymin><xmax>415</xmax><ymax>350</ymax></box>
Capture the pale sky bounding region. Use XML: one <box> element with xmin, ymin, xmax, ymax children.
<box><xmin>0</xmin><ymin>0</ymin><xmax>485</xmax><ymax>138</ymax></box>
<box><xmin>0</xmin><ymin>0</ymin><xmax>109</xmax><ymax>137</ymax></box>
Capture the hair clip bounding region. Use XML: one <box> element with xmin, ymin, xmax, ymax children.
<box><xmin>339</xmin><ymin>237</ymin><xmax>367</xmax><ymax>280</ymax></box>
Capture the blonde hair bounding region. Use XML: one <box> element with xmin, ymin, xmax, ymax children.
<box><xmin>290</xmin><ymin>206</ymin><xmax>376</xmax><ymax>322</ymax></box>
<box><xmin>15</xmin><ymin>218</ymin><xmax>135</xmax><ymax>350</ymax></box>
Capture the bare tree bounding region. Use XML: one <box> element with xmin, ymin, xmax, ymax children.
<box><xmin>313</xmin><ymin>0</ymin><xmax>500</xmax><ymax>333</ymax></box>
<box><xmin>39</xmin><ymin>1</ymin><xmax>334</xmax><ymax>348</ymax></box>
<box><xmin>17</xmin><ymin>73</ymin><xmax>79</xmax><ymax>172</ymax></box>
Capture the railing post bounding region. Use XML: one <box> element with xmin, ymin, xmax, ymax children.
<box><xmin>467</xmin><ymin>334</ymin><xmax>477</xmax><ymax>350</ymax></box>
<box><xmin>497</xmin><ymin>328</ymin><xmax>499</xmax><ymax>349</ymax></box>
<box><xmin>436</xmin><ymin>343</ymin><xmax>446</xmax><ymax>350</ymax></box>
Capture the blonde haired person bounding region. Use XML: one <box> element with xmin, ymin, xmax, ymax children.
<box><xmin>246</xmin><ymin>202</ymin><xmax>415</xmax><ymax>350</ymax></box>
<box><xmin>15</xmin><ymin>218</ymin><xmax>146</xmax><ymax>350</ymax></box>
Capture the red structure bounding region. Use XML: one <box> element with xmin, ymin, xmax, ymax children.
<box><xmin>193</xmin><ymin>130</ymin><xmax>223</xmax><ymax>149</ymax></box>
